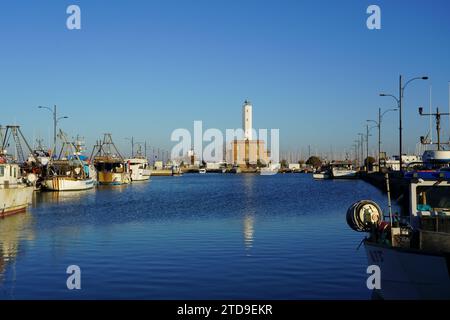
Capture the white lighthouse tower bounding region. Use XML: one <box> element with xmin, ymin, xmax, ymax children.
<box><xmin>242</xmin><ymin>100</ymin><xmax>253</xmax><ymax>141</ymax></box>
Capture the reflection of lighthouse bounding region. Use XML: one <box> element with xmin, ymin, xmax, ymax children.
<box><xmin>243</xmin><ymin>215</ymin><xmax>255</xmax><ymax>250</ymax></box>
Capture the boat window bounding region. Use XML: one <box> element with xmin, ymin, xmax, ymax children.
<box><xmin>0</xmin><ymin>166</ymin><xmax>4</xmax><ymax>177</ymax></box>
<box><xmin>416</xmin><ymin>186</ymin><xmax>450</xmax><ymax>212</ymax></box>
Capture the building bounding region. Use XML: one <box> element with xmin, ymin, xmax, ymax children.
<box><xmin>385</xmin><ymin>155</ymin><xmax>421</xmax><ymax>171</ymax></box>
<box><xmin>243</xmin><ymin>100</ymin><xmax>253</xmax><ymax>140</ymax></box>
<box><xmin>228</xmin><ymin>100</ymin><xmax>270</xmax><ymax>166</ymax></box>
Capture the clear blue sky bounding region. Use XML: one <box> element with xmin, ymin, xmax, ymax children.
<box><xmin>1</xmin><ymin>0</ymin><xmax>450</xmax><ymax>158</ymax></box>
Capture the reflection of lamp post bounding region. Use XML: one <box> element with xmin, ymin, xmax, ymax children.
<box><xmin>38</xmin><ymin>105</ymin><xmax>68</xmax><ymax>155</ymax></box>
<box><xmin>367</xmin><ymin>107</ymin><xmax>398</xmax><ymax>172</ymax></box>
<box><xmin>380</xmin><ymin>75</ymin><xmax>428</xmax><ymax>171</ymax></box>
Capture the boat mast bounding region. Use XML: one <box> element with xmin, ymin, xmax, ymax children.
<box><xmin>419</xmin><ymin>107</ymin><xmax>450</xmax><ymax>150</ymax></box>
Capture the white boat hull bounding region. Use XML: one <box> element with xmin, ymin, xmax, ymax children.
<box><xmin>42</xmin><ymin>177</ymin><xmax>95</xmax><ymax>191</ymax></box>
<box><xmin>130</xmin><ymin>169</ymin><xmax>151</xmax><ymax>181</ymax></box>
<box><xmin>0</xmin><ymin>185</ymin><xmax>34</xmax><ymax>217</ymax></box>
<box><xmin>365</xmin><ymin>241</ymin><xmax>450</xmax><ymax>299</ymax></box>
<box><xmin>331</xmin><ymin>168</ymin><xmax>357</xmax><ymax>179</ymax></box>
<box><xmin>313</xmin><ymin>173</ymin><xmax>330</xmax><ymax>179</ymax></box>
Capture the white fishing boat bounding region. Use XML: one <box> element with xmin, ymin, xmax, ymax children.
<box><xmin>41</xmin><ymin>131</ymin><xmax>96</xmax><ymax>191</ymax></box>
<box><xmin>41</xmin><ymin>160</ymin><xmax>96</xmax><ymax>191</ymax></box>
<box><xmin>347</xmin><ymin>150</ymin><xmax>450</xmax><ymax>299</ymax></box>
<box><xmin>330</xmin><ymin>161</ymin><xmax>357</xmax><ymax>179</ymax></box>
<box><xmin>260</xmin><ymin>163</ymin><xmax>280</xmax><ymax>175</ymax></box>
<box><xmin>312</xmin><ymin>172</ymin><xmax>330</xmax><ymax>179</ymax></box>
<box><xmin>0</xmin><ymin>160</ymin><xmax>34</xmax><ymax>218</ymax></box>
<box><xmin>126</xmin><ymin>157</ymin><xmax>151</xmax><ymax>181</ymax></box>
<box><xmin>199</xmin><ymin>168</ymin><xmax>206</xmax><ymax>174</ymax></box>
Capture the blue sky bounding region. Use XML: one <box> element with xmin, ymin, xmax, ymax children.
<box><xmin>1</xmin><ymin>0</ymin><xmax>450</xmax><ymax>158</ymax></box>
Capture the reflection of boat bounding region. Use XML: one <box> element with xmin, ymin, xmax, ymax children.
<box><xmin>41</xmin><ymin>131</ymin><xmax>96</xmax><ymax>191</ymax></box>
<box><xmin>90</xmin><ymin>134</ymin><xmax>130</xmax><ymax>185</ymax></box>
<box><xmin>0</xmin><ymin>162</ymin><xmax>34</xmax><ymax>218</ymax></box>
<box><xmin>0</xmin><ymin>212</ymin><xmax>34</xmax><ymax>280</ymax></box>
<box><xmin>346</xmin><ymin>150</ymin><xmax>450</xmax><ymax>299</ymax></box>
<box><xmin>330</xmin><ymin>161</ymin><xmax>357</xmax><ymax>179</ymax></box>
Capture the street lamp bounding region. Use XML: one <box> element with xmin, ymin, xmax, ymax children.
<box><xmin>358</xmin><ymin>133</ymin><xmax>364</xmax><ymax>169</ymax></box>
<box><xmin>380</xmin><ymin>75</ymin><xmax>428</xmax><ymax>172</ymax></box>
<box><xmin>367</xmin><ymin>107</ymin><xmax>398</xmax><ymax>172</ymax></box>
<box><xmin>125</xmin><ymin>137</ymin><xmax>134</xmax><ymax>158</ymax></box>
<box><xmin>38</xmin><ymin>105</ymin><xmax>68</xmax><ymax>156</ymax></box>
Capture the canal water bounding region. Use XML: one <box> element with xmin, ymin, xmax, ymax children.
<box><xmin>0</xmin><ymin>174</ymin><xmax>389</xmax><ymax>299</ymax></box>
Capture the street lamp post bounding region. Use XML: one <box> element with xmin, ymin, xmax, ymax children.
<box><xmin>367</xmin><ymin>107</ymin><xmax>398</xmax><ymax>172</ymax></box>
<box><xmin>125</xmin><ymin>137</ymin><xmax>134</xmax><ymax>158</ymax></box>
<box><xmin>38</xmin><ymin>105</ymin><xmax>68</xmax><ymax>156</ymax></box>
<box><xmin>358</xmin><ymin>133</ymin><xmax>364</xmax><ymax>169</ymax></box>
<box><xmin>353</xmin><ymin>140</ymin><xmax>359</xmax><ymax>166</ymax></box>
<box><xmin>380</xmin><ymin>75</ymin><xmax>428</xmax><ymax>172</ymax></box>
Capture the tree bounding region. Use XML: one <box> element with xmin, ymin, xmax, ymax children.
<box><xmin>280</xmin><ymin>159</ymin><xmax>288</xmax><ymax>168</ymax></box>
<box><xmin>306</xmin><ymin>156</ymin><xmax>322</xmax><ymax>168</ymax></box>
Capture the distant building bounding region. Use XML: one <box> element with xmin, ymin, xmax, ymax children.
<box><xmin>227</xmin><ymin>100</ymin><xmax>270</xmax><ymax>166</ymax></box>
<box><xmin>288</xmin><ymin>163</ymin><xmax>300</xmax><ymax>171</ymax></box>
<box><xmin>243</xmin><ymin>100</ymin><xmax>253</xmax><ymax>140</ymax></box>
<box><xmin>385</xmin><ymin>154</ymin><xmax>421</xmax><ymax>171</ymax></box>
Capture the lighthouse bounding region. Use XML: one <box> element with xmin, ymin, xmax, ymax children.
<box><xmin>243</xmin><ymin>100</ymin><xmax>253</xmax><ymax>141</ymax></box>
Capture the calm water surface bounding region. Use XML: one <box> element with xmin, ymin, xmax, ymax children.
<box><xmin>0</xmin><ymin>174</ymin><xmax>389</xmax><ymax>299</ymax></box>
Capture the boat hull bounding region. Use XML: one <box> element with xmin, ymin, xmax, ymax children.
<box><xmin>331</xmin><ymin>169</ymin><xmax>357</xmax><ymax>179</ymax></box>
<box><xmin>364</xmin><ymin>241</ymin><xmax>450</xmax><ymax>299</ymax></box>
<box><xmin>42</xmin><ymin>177</ymin><xmax>95</xmax><ymax>191</ymax></box>
<box><xmin>0</xmin><ymin>185</ymin><xmax>34</xmax><ymax>218</ymax></box>
<box><xmin>98</xmin><ymin>172</ymin><xmax>131</xmax><ymax>185</ymax></box>
<box><xmin>313</xmin><ymin>173</ymin><xmax>330</xmax><ymax>179</ymax></box>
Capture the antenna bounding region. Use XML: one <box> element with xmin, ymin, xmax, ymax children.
<box><xmin>418</xmin><ymin>107</ymin><xmax>450</xmax><ymax>151</ymax></box>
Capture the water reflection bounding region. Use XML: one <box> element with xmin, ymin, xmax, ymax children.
<box><xmin>243</xmin><ymin>215</ymin><xmax>255</xmax><ymax>252</ymax></box>
<box><xmin>34</xmin><ymin>189</ymin><xmax>96</xmax><ymax>205</ymax></box>
<box><xmin>0</xmin><ymin>213</ymin><xmax>34</xmax><ymax>282</ymax></box>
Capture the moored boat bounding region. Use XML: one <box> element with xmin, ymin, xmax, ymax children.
<box><xmin>312</xmin><ymin>172</ymin><xmax>330</xmax><ymax>179</ymax></box>
<box><xmin>91</xmin><ymin>134</ymin><xmax>131</xmax><ymax>185</ymax></box>
<box><xmin>41</xmin><ymin>131</ymin><xmax>96</xmax><ymax>191</ymax></box>
<box><xmin>0</xmin><ymin>160</ymin><xmax>34</xmax><ymax>218</ymax></box>
<box><xmin>126</xmin><ymin>157</ymin><xmax>151</xmax><ymax>181</ymax></box>
<box><xmin>346</xmin><ymin>149</ymin><xmax>450</xmax><ymax>299</ymax></box>
<box><xmin>330</xmin><ymin>161</ymin><xmax>357</xmax><ymax>179</ymax></box>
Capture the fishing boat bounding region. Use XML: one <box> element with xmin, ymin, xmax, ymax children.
<box><xmin>347</xmin><ymin>110</ymin><xmax>450</xmax><ymax>299</ymax></box>
<box><xmin>0</xmin><ymin>160</ymin><xmax>34</xmax><ymax>218</ymax></box>
<box><xmin>199</xmin><ymin>168</ymin><xmax>207</xmax><ymax>174</ymax></box>
<box><xmin>330</xmin><ymin>161</ymin><xmax>357</xmax><ymax>179</ymax></box>
<box><xmin>260</xmin><ymin>163</ymin><xmax>280</xmax><ymax>175</ymax></box>
<box><xmin>126</xmin><ymin>150</ymin><xmax>151</xmax><ymax>182</ymax></box>
<box><xmin>312</xmin><ymin>172</ymin><xmax>330</xmax><ymax>179</ymax></box>
<box><xmin>91</xmin><ymin>134</ymin><xmax>130</xmax><ymax>185</ymax></box>
<box><xmin>41</xmin><ymin>131</ymin><xmax>96</xmax><ymax>191</ymax></box>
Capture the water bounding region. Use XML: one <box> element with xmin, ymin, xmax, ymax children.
<box><xmin>0</xmin><ymin>174</ymin><xmax>389</xmax><ymax>299</ymax></box>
